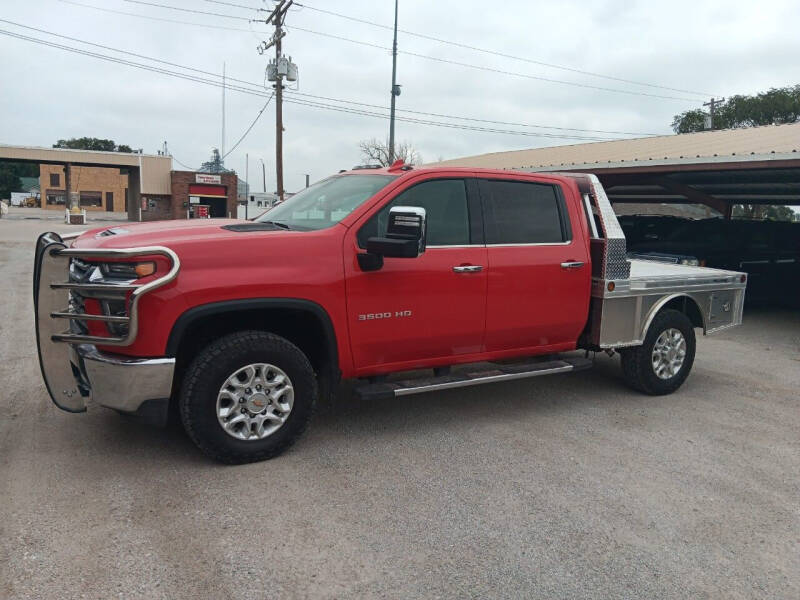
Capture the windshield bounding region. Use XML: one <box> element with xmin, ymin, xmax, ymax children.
<box><xmin>255</xmin><ymin>174</ymin><xmax>396</xmax><ymax>231</ymax></box>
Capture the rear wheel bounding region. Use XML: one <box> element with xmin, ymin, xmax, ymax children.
<box><xmin>180</xmin><ymin>331</ymin><xmax>317</xmax><ymax>464</ymax></box>
<box><xmin>620</xmin><ymin>309</ymin><xmax>696</xmax><ymax>395</ymax></box>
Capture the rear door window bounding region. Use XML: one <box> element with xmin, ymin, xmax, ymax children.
<box><xmin>480</xmin><ymin>180</ymin><xmax>570</xmax><ymax>244</ymax></box>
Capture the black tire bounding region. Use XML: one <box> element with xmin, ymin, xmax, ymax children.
<box><xmin>180</xmin><ymin>330</ymin><xmax>317</xmax><ymax>464</ymax></box>
<box><xmin>620</xmin><ymin>309</ymin><xmax>696</xmax><ymax>396</ymax></box>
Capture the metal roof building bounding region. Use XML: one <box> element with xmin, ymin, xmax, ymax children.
<box><xmin>433</xmin><ymin>122</ymin><xmax>800</xmax><ymax>216</ymax></box>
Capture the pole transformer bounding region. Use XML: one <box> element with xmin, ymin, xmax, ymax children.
<box><xmin>259</xmin><ymin>0</ymin><xmax>295</xmax><ymax>202</ymax></box>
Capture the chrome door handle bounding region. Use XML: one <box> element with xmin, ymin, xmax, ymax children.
<box><xmin>453</xmin><ymin>265</ymin><xmax>483</xmax><ymax>273</ymax></box>
<box><xmin>560</xmin><ymin>261</ymin><xmax>585</xmax><ymax>269</ymax></box>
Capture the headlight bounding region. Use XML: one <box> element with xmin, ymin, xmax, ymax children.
<box><xmin>679</xmin><ymin>258</ymin><xmax>700</xmax><ymax>267</ymax></box>
<box><xmin>99</xmin><ymin>261</ymin><xmax>156</xmax><ymax>279</ymax></box>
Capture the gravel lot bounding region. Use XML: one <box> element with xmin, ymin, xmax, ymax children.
<box><xmin>1</xmin><ymin>218</ymin><xmax>798</xmax><ymax>599</ymax></box>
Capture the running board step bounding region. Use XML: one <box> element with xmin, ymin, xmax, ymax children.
<box><xmin>353</xmin><ymin>356</ymin><xmax>593</xmax><ymax>401</ymax></box>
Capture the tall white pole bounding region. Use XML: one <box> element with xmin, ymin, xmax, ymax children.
<box><xmin>388</xmin><ymin>0</ymin><xmax>399</xmax><ymax>163</ymax></box>
<box><xmin>221</xmin><ymin>61</ymin><xmax>226</xmax><ymax>161</ymax></box>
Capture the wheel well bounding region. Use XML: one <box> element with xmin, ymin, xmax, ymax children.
<box><xmin>660</xmin><ymin>296</ymin><xmax>705</xmax><ymax>330</ymax></box>
<box><xmin>168</xmin><ymin>302</ymin><xmax>339</xmax><ymax>405</ymax></box>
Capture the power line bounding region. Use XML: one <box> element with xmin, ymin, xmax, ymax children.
<box><xmin>59</xmin><ymin>0</ymin><xmax>256</xmax><ymax>33</ymax></box>
<box><xmin>201</xmin><ymin>0</ymin><xmax>259</xmax><ymax>10</ymax></box>
<box><xmin>106</xmin><ymin>0</ymin><xmax>700</xmax><ymax>101</ymax></box>
<box><xmin>123</xmin><ymin>0</ymin><xmax>250</xmax><ymax>21</ymax></box>
<box><xmin>0</xmin><ymin>26</ymin><xmax>613</xmax><ymax>142</ymax></box>
<box><xmin>0</xmin><ymin>29</ymin><xmax>265</xmax><ymax>96</ymax></box>
<box><xmin>284</xmin><ymin>24</ymin><xmax>702</xmax><ymax>102</ymax></box>
<box><xmin>223</xmin><ymin>93</ymin><xmax>275</xmax><ymax>158</ymax></box>
<box><xmin>283</xmin><ymin>90</ymin><xmax>662</xmax><ymax>136</ymax></box>
<box><xmin>2</xmin><ymin>19</ymin><xmax>664</xmax><ymax>137</ymax></box>
<box><xmin>170</xmin><ymin>153</ymin><xmax>198</xmax><ymax>170</ymax></box>
<box><xmin>279</xmin><ymin>97</ymin><xmax>619</xmax><ymax>141</ymax></box>
<box><xmin>294</xmin><ymin>2</ymin><xmax>721</xmax><ymax>98</ymax></box>
<box><xmin>0</xmin><ymin>18</ymin><xmax>250</xmax><ymax>84</ymax></box>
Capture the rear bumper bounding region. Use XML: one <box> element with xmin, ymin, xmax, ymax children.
<box><xmin>73</xmin><ymin>345</ymin><xmax>175</xmax><ymax>413</ymax></box>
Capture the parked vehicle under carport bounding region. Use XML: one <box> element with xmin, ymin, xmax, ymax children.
<box><xmin>617</xmin><ymin>214</ymin><xmax>693</xmax><ymax>247</ymax></box>
<box><xmin>629</xmin><ymin>218</ymin><xmax>800</xmax><ymax>306</ymax></box>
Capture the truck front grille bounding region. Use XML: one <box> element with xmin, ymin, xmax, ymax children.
<box><xmin>68</xmin><ymin>258</ymin><xmax>131</xmax><ymax>338</ymax></box>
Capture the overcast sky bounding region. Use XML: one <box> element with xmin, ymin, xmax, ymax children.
<box><xmin>1</xmin><ymin>0</ymin><xmax>799</xmax><ymax>192</ymax></box>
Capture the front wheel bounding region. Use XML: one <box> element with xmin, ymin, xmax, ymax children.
<box><xmin>620</xmin><ymin>309</ymin><xmax>696</xmax><ymax>395</ymax></box>
<box><xmin>179</xmin><ymin>331</ymin><xmax>317</xmax><ymax>464</ymax></box>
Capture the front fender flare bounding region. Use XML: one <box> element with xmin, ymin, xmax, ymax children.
<box><xmin>165</xmin><ymin>298</ymin><xmax>339</xmax><ymax>378</ymax></box>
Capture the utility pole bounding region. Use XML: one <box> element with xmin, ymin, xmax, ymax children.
<box><xmin>274</xmin><ymin>27</ymin><xmax>284</xmax><ymax>203</ymax></box>
<box><xmin>259</xmin><ymin>0</ymin><xmax>295</xmax><ymax>203</ymax></box>
<box><xmin>703</xmin><ymin>97</ymin><xmax>725</xmax><ymax>130</ymax></box>
<box><xmin>388</xmin><ymin>0</ymin><xmax>400</xmax><ymax>163</ymax></box>
<box><xmin>221</xmin><ymin>62</ymin><xmax>226</xmax><ymax>160</ymax></box>
<box><xmin>245</xmin><ymin>152</ymin><xmax>249</xmax><ymax>220</ymax></box>
<box><xmin>260</xmin><ymin>158</ymin><xmax>266</xmax><ymax>193</ymax></box>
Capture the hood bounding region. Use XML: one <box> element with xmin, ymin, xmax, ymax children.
<box><xmin>68</xmin><ymin>218</ymin><xmax>345</xmax><ymax>282</ymax></box>
<box><xmin>71</xmin><ymin>218</ymin><xmax>289</xmax><ymax>249</ymax></box>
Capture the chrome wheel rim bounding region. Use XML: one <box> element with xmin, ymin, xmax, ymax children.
<box><xmin>651</xmin><ymin>328</ymin><xmax>687</xmax><ymax>380</ymax></box>
<box><xmin>216</xmin><ymin>363</ymin><xmax>294</xmax><ymax>441</ymax></box>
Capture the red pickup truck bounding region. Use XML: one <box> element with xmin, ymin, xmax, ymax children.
<box><xmin>34</xmin><ymin>163</ymin><xmax>747</xmax><ymax>463</ymax></box>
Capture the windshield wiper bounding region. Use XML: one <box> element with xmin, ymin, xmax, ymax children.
<box><xmin>260</xmin><ymin>220</ymin><xmax>291</xmax><ymax>230</ymax></box>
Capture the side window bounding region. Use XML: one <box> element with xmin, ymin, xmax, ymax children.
<box><xmin>357</xmin><ymin>179</ymin><xmax>471</xmax><ymax>247</ymax></box>
<box><xmin>482</xmin><ymin>180</ymin><xmax>569</xmax><ymax>244</ymax></box>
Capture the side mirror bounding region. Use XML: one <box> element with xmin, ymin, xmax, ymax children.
<box><xmin>366</xmin><ymin>206</ymin><xmax>427</xmax><ymax>258</ymax></box>
<box><xmin>358</xmin><ymin>206</ymin><xmax>427</xmax><ymax>272</ymax></box>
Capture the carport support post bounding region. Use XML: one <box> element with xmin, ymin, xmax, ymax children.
<box><xmin>64</xmin><ymin>163</ymin><xmax>74</xmax><ymax>211</ymax></box>
<box><xmin>127</xmin><ymin>166</ymin><xmax>141</xmax><ymax>222</ymax></box>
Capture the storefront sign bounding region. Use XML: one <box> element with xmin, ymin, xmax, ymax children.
<box><xmin>189</xmin><ymin>195</ymin><xmax>200</xmax><ymax>204</ymax></box>
<box><xmin>196</xmin><ymin>173</ymin><xmax>222</xmax><ymax>184</ymax></box>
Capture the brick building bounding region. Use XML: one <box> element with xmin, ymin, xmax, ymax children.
<box><xmin>40</xmin><ymin>164</ymin><xmax>128</xmax><ymax>211</ymax></box>
<box><xmin>1</xmin><ymin>145</ymin><xmax>241</xmax><ymax>221</ymax></box>
<box><xmin>161</xmin><ymin>170</ymin><xmax>238</xmax><ymax>221</ymax></box>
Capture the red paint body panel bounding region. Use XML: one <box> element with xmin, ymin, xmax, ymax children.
<box><xmin>344</xmin><ymin>243</ymin><xmax>488</xmax><ymax>370</ymax></box>
<box><xmin>69</xmin><ymin>167</ymin><xmax>595</xmax><ymax>380</ymax></box>
<box><xmin>483</xmin><ymin>174</ymin><xmax>592</xmax><ymax>352</ymax></box>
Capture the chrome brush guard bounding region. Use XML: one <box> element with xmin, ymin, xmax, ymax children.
<box><xmin>33</xmin><ymin>231</ymin><xmax>180</xmax><ymax>412</ymax></box>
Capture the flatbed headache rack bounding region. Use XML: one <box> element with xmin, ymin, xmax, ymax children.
<box><xmin>558</xmin><ymin>173</ymin><xmax>746</xmax><ymax>349</ymax></box>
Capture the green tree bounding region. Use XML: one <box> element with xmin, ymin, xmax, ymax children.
<box><xmin>0</xmin><ymin>162</ymin><xmax>38</xmax><ymax>201</ymax></box>
<box><xmin>53</xmin><ymin>137</ymin><xmax>135</xmax><ymax>153</ymax></box>
<box><xmin>672</xmin><ymin>85</ymin><xmax>800</xmax><ymax>133</ymax></box>
<box><xmin>0</xmin><ymin>164</ymin><xmax>21</xmax><ymax>201</ymax></box>
<box><xmin>732</xmin><ymin>204</ymin><xmax>797</xmax><ymax>222</ymax></box>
